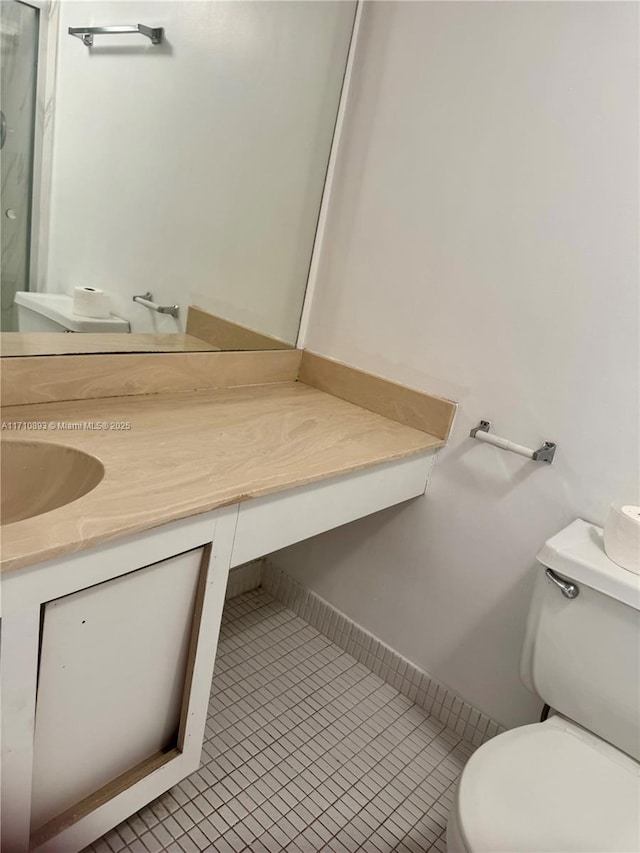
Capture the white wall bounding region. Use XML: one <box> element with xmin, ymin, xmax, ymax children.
<box><xmin>44</xmin><ymin>1</ymin><xmax>355</xmax><ymax>340</ymax></box>
<box><xmin>275</xmin><ymin>1</ymin><xmax>640</xmax><ymax>729</ymax></box>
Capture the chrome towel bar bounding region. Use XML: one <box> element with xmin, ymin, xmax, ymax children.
<box><xmin>132</xmin><ymin>293</ymin><xmax>179</xmax><ymax>319</ymax></box>
<box><xmin>68</xmin><ymin>24</ymin><xmax>164</xmax><ymax>47</ymax></box>
<box><xmin>470</xmin><ymin>420</ymin><xmax>557</xmax><ymax>464</ymax></box>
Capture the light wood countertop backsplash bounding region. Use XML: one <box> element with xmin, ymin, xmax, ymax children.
<box><xmin>0</xmin><ymin>350</ymin><xmax>302</xmax><ymax>407</ymax></box>
<box><xmin>299</xmin><ymin>351</ymin><xmax>455</xmax><ymax>441</ymax></box>
<box><xmin>0</xmin><ymin>332</ymin><xmax>219</xmax><ymax>357</ymax></box>
<box><xmin>0</xmin><ymin>349</ymin><xmax>456</xmax><ymax>572</ymax></box>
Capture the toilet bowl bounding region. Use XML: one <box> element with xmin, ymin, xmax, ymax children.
<box><xmin>446</xmin><ymin>519</ymin><xmax>640</xmax><ymax>853</ymax></box>
<box><xmin>447</xmin><ymin>715</ymin><xmax>640</xmax><ymax>852</ymax></box>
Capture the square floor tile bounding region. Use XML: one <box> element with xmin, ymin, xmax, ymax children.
<box><xmin>84</xmin><ymin>589</ymin><xmax>473</xmax><ymax>852</ymax></box>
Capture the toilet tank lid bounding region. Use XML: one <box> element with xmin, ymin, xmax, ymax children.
<box><xmin>537</xmin><ymin>519</ymin><xmax>640</xmax><ymax>610</ymax></box>
<box><xmin>14</xmin><ymin>292</ymin><xmax>129</xmax><ymax>332</ymax></box>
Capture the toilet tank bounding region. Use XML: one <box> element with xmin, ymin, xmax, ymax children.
<box><xmin>15</xmin><ymin>292</ymin><xmax>130</xmax><ymax>333</ymax></box>
<box><xmin>521</xmin><ymin>519</ymin><xmax>640</xmax><ymax>760</ymax></box>
<box><xmin>16</xmin><ymin>300</ymin><xmax>71</xmax><ymax>332</ymax></box>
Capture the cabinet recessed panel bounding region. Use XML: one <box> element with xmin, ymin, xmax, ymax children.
<box><xmin>30</xmin><ymin>548</ymin><xmax>204</xmax><ymax>831</ymax></box>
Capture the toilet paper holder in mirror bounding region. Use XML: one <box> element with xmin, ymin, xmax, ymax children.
<box><xmin>470</xmin><ymin>420</ymin><xmax>557</xmax><ymax>464</ymax></box>
<box><xmin>132</xmin><ymin>292</ymin><xmax>179</xmax><ymax>319</ymax></box>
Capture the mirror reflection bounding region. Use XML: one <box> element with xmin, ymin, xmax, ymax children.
<box><xmin>0</xmin><ymin>0</ymin><xmax>356</xmax><ymax>354</ymax></box>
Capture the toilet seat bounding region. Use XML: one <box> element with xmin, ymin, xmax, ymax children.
<box><xmin>450</xmin><ymin>716</ymin><xmax>640</xmax><ymax>853</ymax></box>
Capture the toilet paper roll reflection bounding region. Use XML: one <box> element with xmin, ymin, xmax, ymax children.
<box><xmin>72</xmin><ymin>286</ymin><xmax>110</xmax><ymax>319</ymax></box>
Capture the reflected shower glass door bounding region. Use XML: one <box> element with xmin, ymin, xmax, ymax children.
<box><xmin>1</xmin><ymin>0</ymin><xmax>38</xmax><ymax>331</ymax></box>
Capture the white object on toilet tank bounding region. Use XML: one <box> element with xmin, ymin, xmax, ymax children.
<box><xmin>604</xmin><ymin>503</ymin><xmax>640</xmax><ymax>574</ymax></box>
<box><xmin>521</xmin><ymin>519</ymin><xmax>640</xmax><ymax>760</ymax></box>
<box><xmin>15</xmin><ymin>292</ymin><xmax>129</xmax><ymax>333</ymax></box>
<box><xmin>72</xmin><ymin>286</ymin><xmax>111</xmax><ymax>319</ymax></box>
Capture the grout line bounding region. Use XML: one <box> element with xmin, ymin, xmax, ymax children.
<box><xmin>90</xmin><ymin>588</ymin><xmax>477</xmax><ymax>853</ymax></box>
<box><xmin>205</xmin><ymin>594</ymin><xmax>466</xmax><ymax>848</ymax></box>
<box><xmin>261</xmin><ymin>562</ymin><xmax>507</xmax><ymax>749</ymax></box>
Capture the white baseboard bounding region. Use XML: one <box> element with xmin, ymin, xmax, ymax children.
<box><xmin>261</xmin><ymin>561</ymin><xmax>507</xmax><ymax>748</ymax></box>
<box><xmin>225</xmin><ymin>560</ymin><xmax>264</xmax><ymax>600</ymax></box>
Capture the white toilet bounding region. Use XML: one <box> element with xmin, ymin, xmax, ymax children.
<box><xmin>447</xmin><ymin>519</ymin><xmax>640</xmax><ymax>853</ymax></box>
<box><xmin>15</xmin><ymin>292</ymin><xmax>129</xmax><ymax>333</ymax></box>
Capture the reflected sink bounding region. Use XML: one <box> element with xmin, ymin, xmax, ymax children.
<box><xmin>1</xmin><ymin>441</ymin><xmax>104</xmax><ymax>526</ymax></box>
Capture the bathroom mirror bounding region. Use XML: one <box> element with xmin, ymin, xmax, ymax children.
<box><xmin>0</xmin><ymin>0</ymin><xmax>357</xmax><ymax>354</ymax></box>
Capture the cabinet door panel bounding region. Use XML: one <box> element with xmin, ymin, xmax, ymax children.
<box><xmin>30</xmin><ymin>548</ymin><xmax>204</xmax><ymax>832</ymax></box>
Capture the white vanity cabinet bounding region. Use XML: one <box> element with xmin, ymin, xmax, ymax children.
<box><xmin>30</xmin><ymin>547</ymin><xmax>205</xmax><ymax>832</ymax></box>
<box><xmin>0</xmin><ymin>449</ymin><xmax>436</xmax><ymax>853</ymax></box>
<box><xmin>230</xmin><ymin>453</ymin><xmax>436</xmax><ymax>567</ymax></box>
<box><xmin>0</xmin><ymin>507</ymin><xmax>237</xmax><ymax>853</ymax></box>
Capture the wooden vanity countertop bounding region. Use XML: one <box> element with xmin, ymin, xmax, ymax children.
<box><xmin>0</xmin><ymin>332</ymin><xmax>218</xmax><ymax>356</ymax></box>
<box><xmin>0</xmin><ymin>382</ymin><xmax>443</xmax><ymax>573</ymax></box>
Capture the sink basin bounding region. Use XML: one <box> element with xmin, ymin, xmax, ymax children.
<box><xmin>1</xmin><ymin>441</ymin><xmax>104</xmax><ymax>526</ymax></box>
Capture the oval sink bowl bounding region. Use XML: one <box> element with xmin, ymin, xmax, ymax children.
<box><xmin>1</xmin><ymin>441</ymin><xmax>104</xmax><ymax>526</ymax></box>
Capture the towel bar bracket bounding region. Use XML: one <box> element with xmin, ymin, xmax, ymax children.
<box><xmin>469</xmin><ymin>420</ymin><xmax>491</xmax><ymax>438</ymax></box>
<box><xmin>68</xmin><ymin>24</ymin><xmax>164</xmax><ymax>47</ymax></box>
<box><xmin>532</xmin><ymin>441</ymin><xmax>557</xmax><ymax>464</ymax></box>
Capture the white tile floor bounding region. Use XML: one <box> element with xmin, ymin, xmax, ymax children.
<box><xmin>85</xmin><ymin>589</ymin><xmax>476</xmax><ymax>853</ymax></box>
